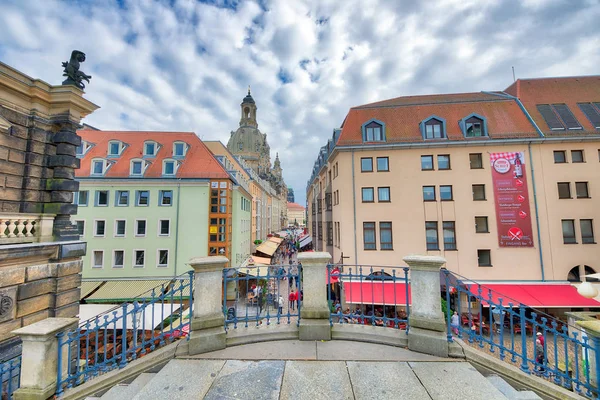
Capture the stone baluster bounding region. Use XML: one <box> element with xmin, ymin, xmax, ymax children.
<box><xmin>16</xmin><ymin>219</ymin><xmax>26</xmax><ymax>237</ymax></box>
<box><xmin>0</xmin><ymin>219</ymin><xmax>7</xmax><ymax>238</ymax></box>
<box><xmin>403</xmin><ymin>255</ymin><xmax>449</xmax><ymax>357</ymax></box>
<box><xmin>24</xmin><ymin>218</ymin><xmax>36</xmax><ymax>237</ymax></box>
<box><xmin>188</xmin><ymin>256</ymin><xmax>228</xmax><ymax>355</ymax></box>
<box><xmin>298</xmin><ymin>251</ymin><xmax>332</xmax><ymax>341</ymax></box>
<box><xmin>7</xmin><ymin>219</ymin><xmax>17</xmax><ymax>238</ymax></box>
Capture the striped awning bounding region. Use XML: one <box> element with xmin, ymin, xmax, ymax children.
<box><xmin>80</xmin><ymin>281</ymin><xmax>104</xmax><ymax>300</ymax></box>
<box><xmin>86</xmin><ymin>280</ymin><xmax>172</xmax><ymax>303</ymax></box>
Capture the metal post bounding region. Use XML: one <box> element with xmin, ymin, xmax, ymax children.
<box><xmin>519</xmin><ymin>305</ymin><xmax>529</xmax><ymax>373</ymax></box>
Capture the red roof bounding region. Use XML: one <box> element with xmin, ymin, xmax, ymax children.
<box><xmin>344</xmin><ymin>282</ymin><xmax>411</xmax><ymax>306</ymax></box>
<box><xmin>287</xmin><ymin>202</ymin><xmax>305</xmax><ymax>210</ymax></box>
<box><xmin>337</xmin><ymin>93</ymin><xmax>538</xmax><ymax>146</ymax></box>
<box><xmin>466</xmin><ymin>283</ymin><xmax>600</xmax><ymax>308</ymax></box>
<box><xmin>504</xmin><ymin>76</ymin><xmax>600</xmax><ymax>134</ymax></box>
<box><xmin>76</xmin><ymin>131</ymin><xmax>230</xmax><ymax>179</ymax></box>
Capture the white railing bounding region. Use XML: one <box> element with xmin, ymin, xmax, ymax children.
<box><xmin>0</xmin><ymin>213</ymin><xmax>55</xmax><ymax>244</ymax></box>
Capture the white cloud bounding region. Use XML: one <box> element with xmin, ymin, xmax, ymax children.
<box><xmin>0</xmin><ymin>0</ymin><xmax>599</xmax><ymax>206</ymax></box>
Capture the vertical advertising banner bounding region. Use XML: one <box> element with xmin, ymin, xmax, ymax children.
<box><xmin>490</xmin><ymin>152</ymin><xmax>534</xmax><ymax>247</ymax></box>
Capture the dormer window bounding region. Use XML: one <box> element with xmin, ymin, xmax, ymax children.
<box><xmin>420</xmin><ymin>116</ymin><xmax>446</xmax><ymax>140</ymax></box>
<box><xmin>91</xmin><ymin>159</ymin><xmax>109</xmax><ymax>176</ymax></box>
<box><xmin>108</xmin><ymin>140</ymin><xmax>125</xmax><ymax>157</ymax></box>
<box><xmin>173</xmin><ymin>142</ymin><xmax>187</xmax><ymax>157</ymax></box>
<box><xmin>361</xmin><ymin>119</ymin><xmax>386</xmax><ymax>142</ymax></box>
<box><xmin>460</xmin><ymin>114</ymin><xmax>488</xmax><ymax>138</ymax></box>
<box><xmin>163</xmin><ymin>159</ymin><xmax>179</xmax><ymax>176</ymax></box>
<box><xmin>130</xmin><ymin>159</ymin><xmax>147</xmax><ymax>176</ymax></box>
<box><xmin>76</xmin><ymin>140</ymin><xmax>92</xmax><ymax>157</ymax></box>
<box><xmin>144</xmin><ymin>141</ymin><xmax>157</xmax><ymax>157</ymax></box>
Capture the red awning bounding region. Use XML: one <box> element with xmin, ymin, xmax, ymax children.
<box><xmin>466</xmin><ymin>283</ymin><xmax>600</xmax><ymax>308</ymax></box>
<box><xmin>343</xmin><ymin>282</ymin><xmax>411</xmax><ymax>305</ymax></box>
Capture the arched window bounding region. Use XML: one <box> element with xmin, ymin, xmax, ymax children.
<box><xmin>144</xmin><ymin>141</ymin><xmax>159</xmax><ymax>157</ymax></box>
<box><xmin>567</xmin><ymin>265</ymin><xmax>598</xmax><ymax>282</ymax></box>
<box><xmin>173</xmin><ymin>141</ymin><xmax>187</xmax><ymax>157</ymax></box>
<box><xmin>130</xmin><ymin>159</ymin><xmax>146</xmax><ymax>176</ymax></box>
<box><xmin>245</xmin><ymin>107</ymin><xmax>250</xmax><ymax>119</ymax></box>
<box><xmin>108</xmin><ymin>140</ymin><xmax>124</xmax><ymax>157</ymax></box>
<box><xmin>91</xmin><ymin>158</ymin><xmax>109</xmax><ymax>176</ymax></box>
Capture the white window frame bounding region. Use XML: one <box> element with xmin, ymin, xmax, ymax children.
<box><xmin>158</xmin><ymin>219</ymin><xmax>171</xmax><ymax>237</ymax></box>
<box><xmin>95</xmin><ymin>190</ymin><xmax>109</xmax><ymax>207</ymax></box>
<box><xmin>133</xmin><ymin>249</ymin><xmax>145</xmax><ymax>268</ymax></box>
<box><xmin>159</xmin><ymin>190</ymin><xmax>173</xmax><ymax>206</ymax></box>
<box><xmin>75</xmin><ymin>220</ymin><xmax>85</xmax><ymax>237</ymax></box>
<box><xmin>115</xmin><ymin>190</ymin><xmax>129</xmax><ymax>207</ymax></box>
<box><xmin>112</xmin><ymin>250</ymin><xmax>125</xmax><ymax>269</ymax></box>
<box><xmin>173</xmin><ymin>141</ymin><xmax>187</xmax><ymax>157</ymax></box>
<box><xmin>135</xmin><ymin>219</ymin><xmax>147</xmax><ymax>237</ymax></box>
<box><xmin>136</xmin><ymin>190</ymin><xmax>150</xmax><ymax>206</ymax></box>
<box><xmin>76</xmin><ymin>190</ymin><xmax>89</xmax><ymax>206</ymax></box>
<box><xmin>92</xmin><ymin>250</ymin><xmax>104</xmax><ymax>268</ymax></box>
<box><xmin>77</xmin><ymin>141</ymin><xmax>92</xmax><ymax>157</ymax></box>
<box><xmin>108</xmin><ymin>140</ymin><xmax>123</xmax><ymax>156</ymax></box>
<box><xmin>130</xmin><ymin>159</ymin><xmax>145</xmax><ymax>176</ymax></box>
<box><xmin>144</xmin><ymin>141</ymin><xmax>157</xmax><ymax>157</ymax></box>
<box><xmin>94</xmin><ymin>219</ymin><xmax>106</xmax><ymax>237</ymax></box>
<box><xmin>157</xmin><ymin>249</ymin><xmax>169</xmax><ymax>268</ymax></box>
<box><xmin>91</xmin><ymin>159</ymin><xmax>108</xmax><ymax>176</ymax></box>
<box><xmin>162</xmin><ymin>159</ymin><xmax>178</xmax><ymax>176</ymax></box>
<box><xmin>114</xmin><ymin>220</ymin><xmax>127</xmax><ymax>237</ymax></box>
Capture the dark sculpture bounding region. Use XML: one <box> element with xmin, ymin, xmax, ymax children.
<box><xmin>62</xmin><ymin>50</ymin><xmax>92</xmax><ymax>89</ymax></box>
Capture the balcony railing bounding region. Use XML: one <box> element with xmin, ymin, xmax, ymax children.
<box><xmin>1</xmin><ymin>356</ymin><xmax>21</xmax><ymax>399</ymax></box>
<box><xmin>0</xmin><ymin>213</ymin><xmax>54</xmax><ymax>245</ymax></box>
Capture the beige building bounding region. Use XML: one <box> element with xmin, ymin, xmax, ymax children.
<box><xmin>307</xmin><ymin>76</ymin><xmax>600</xmax><ymax>284</ymax></box>
<box><xmin>287</xmin><ymin>202</ymin><xmax>306</xmax><ymax>227</ymax></box>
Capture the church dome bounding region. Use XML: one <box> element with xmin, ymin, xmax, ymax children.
<box><xmin>243</xmin><ymin>91</ymin><xmax>255</xmax><ymax>104</ymax></box>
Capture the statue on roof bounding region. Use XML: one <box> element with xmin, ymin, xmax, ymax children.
<box><xmin>62</xmin><ymin>50</ymin><xmax>92</xmax><ymax>89</ymax></box>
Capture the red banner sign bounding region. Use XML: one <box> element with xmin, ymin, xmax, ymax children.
<box><xmin>490</xmin><ymin>152</ymin><xmax>534</xmax><ymax>247</ymax></box>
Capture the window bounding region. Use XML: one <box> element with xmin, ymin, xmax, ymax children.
<box><xmin>136</xmin><ymin>220</ymin><xmax>147</xmax><ymax>236</ymax></box>
<box><xmin>113</xmin><ymin>250</ymin><xmax>124</xmax><ymax>268</ymax></box>
<box><xmin>376</xmin><ymin>157</ymin><xmax>389</xmax><ymax>172</ymax></box>
<box><xmin>116</xmin><ymin>190</ymin><xmax>129</xmax><ymax>206</ymax></box>
<box><xmin>108</xmin><ymin>141</ymin><xmax>122</xmax><ymax>156</ymax></box>
<box><xmin>362</xmin><ymin>187</ymin><xmax>374</xmax><ymax>203</ymax></box>
<box><xmin>160</xmin><ymin>190</ymin><xmax>173</xmax><ymax>206</ymax></box>
<box><xmin>327</xmin><ymin>222</ymin><xmax>333</xmax><ymax>246</ymax></box>
<box><xmin>361</xmin><ymin>158</ymin><xmax>373</xmax><ymax>172</ymax></box>
<box><xmin>173</xmin><ymin>142</ymin><xmax>186</xmax><ymax>157</ymax></box>
<box><xmin>92</xmin><ymin>159</ymin><xmax>106</xmax><ymax>175</ymax></box>
<box><xmin>553</xmin><ymin>104</ymin><xmax>582</xmax><ymax>130</ymax></box>
<box><xmin>440</xmin><ymin>185</ymin><xmax>453</xmax><ymax>201</ymax></box>
<box><xmin>477</xmin><ymin>250</ymin><xmax>492</xmax><ymax>267</ymax></box>
<box><xmin>425</xmin><ymin>221</ymin><xmax>439</xmax><ymax>250</ymax></box>
<box><xmin>131</xmin><ymin>160</ymin><xmax>144</xmax><ymax>176</ymax></box>
<box><xmin>437</xmin><ymin>155</ymin><xmax>450</xmax><ymax>170</ymax></box>
<box><xmin>163</xmin><ymin>160</ymin><xmax>176</xmax><ymax>175</ymax></box>
<box><xmin>470</xmin><ymin>153</ymin><xmax>483</xmax><ymax>169</ymax></box>
<box><xmin>553</xmin><ymin>150</ymin><xmax>567</xmax><ymax>163</ymax></box>
<box><xmin>363</xmin><ymin>121</ymin><xmax>384</xmax><ymax>141</ymax></box>
<box><xmin>465</xmin><ymin>116</ymin><xmax>484</xmax><ymax>137</ymax></box>
<box><xmin>380</xmin><ymin>222</ymin><xmax>393</xmax><ymax>250</ymax></box>
<box><xmin>134</xmin><ymin>250</ymin><xmax>145</xmax><ymax>268</ymax></box>
<box><xmin>96</xmin><ymin>190</ymin><xmax>109</xmax><ymax>206</ymax></box>
<box><xmin>572</xmin><ymin>150</ymin><xmax>584</xmax><ymax>163</ymax></box>
<box><xmin>421</xmin><ymin>155</ymin><xmax>434</xmax><ymax>171</ymax></box>
<box><xmin>443</xmin><ymin>221</ymin><xmax>457</xmax><ymax>250</ymax></box>
<box><xmin>94</xmin><ymin>220</ymin><xmax>106</xmax><ymax>237</ymax></box>
<box><xmin>76</xmin><ymin>220</ymin><xmax>85</xmax><ymax>236</ymax></box>
<box><xmin>159</xmin><ymin>220</ymin><xmax>170</xmax><ymax>236</ymax></box>
<box><xmin>578</xmin><ymin>103</ymin><xmax>600</xmax><ymax>129</ymax></box>
<box><xmin>158</xmin><ymin>250</ymin><xmax>169</xmax><ymax>267</ymax></box>
<box><xmin>77</xmin><ymin>190</ymin><xmax>89</xmax><ymax>206</ymax></box>
<box><xmin>537</xmin><ymin>105</ymin><xmax>565</xmax><ymax>130</ymax></box>
<box><xmin>136</xmin><ymin>190</ymin><xmax>149</xmax><ymax>206</ymax></box>
<box><xmin>363</xmin><ymin>222</ymin><xmax>376</xmax><ymax>250</ymax></box>
<box><xmin>475</xmin><ymin>217</ymin><xmax>488</xmax><ymax>233</ymax></box>
<box><xmin>576</xmin><ymin>182</ymin><xmax>589</xmax><ymax>199</ymax></box>
<box><xmin>424</xmin><ymin>119</ymin><xmax>444</xmax><ymax>139</ymax></box>
<box><xmin>557</xmin><ymin>182</ymin><xmax>571</xmax><ymax>199</ymax></box>
<box><xmin>115</xmin><ymin>220</ymin><xmax>126</xmax><ymax>237</ymax></box>
<box><xmin>144</xmin><ymin>142</ymin><xmax>156</xmax><ymax>156</ymax></box>
<box><xmin>93</xmin><ymin>251</ymin><xmax>103</xmax><ymax>268</ymax></box>
<box><xmin>472</xmin><ymin>184</ymin><xmax>486</xmax><ymax>201</ymax></box>
<box><xmin>378</xmin><ymin>187</ymin><xmax>391</xmax><ymax>202</ymax></box>
<box><xmin>562</xmin><ymin>219</ymin><xmax>576</xmax><ymax>244</ymax></box>
<box><xmin>581</xmin><ymin>219</ymin><xmax>595</xmax><ymax>244</ymax></box>
<box><xmin>423</xmin><ymin>186</ymin><xmax>436</xmax><ymax>201</ymax></box>
<box><xmin>76</xmin><ymin>141</ymin><xmax>91</xmax><ymax>157</ymax></box>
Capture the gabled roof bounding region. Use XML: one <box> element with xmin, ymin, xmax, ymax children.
<box><xmin>76</xmin><ymin>130</ymin><xmax>230</xmax><ymax>179</ymax></box>
<box><xmin>203</xmin><ymin>141</ymin><xmax>251</xmax><ymax>181</ymax></box>
<box><xmin>504</xmin><ymin>76</ymin><xmax>600</xmax><ymax>135</ymax></box>
<box><xmin>287</xmin><ymin>202</ymin><xmax>305</xmax><ymax>211</ymax></box>
<box><xmin>337</xmin><ymin>93</ymin><xmax>538</xmax><ymax>146</ymax></box>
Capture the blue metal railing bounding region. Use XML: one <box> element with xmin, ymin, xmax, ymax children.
<box><xmin>56</xmin><ymin>271</ymin><xmax>193</xmax><ymax>395</ymax></box>
<box><xmin>223</xmin><ymin>264</ymin><xmax>302</xmax><ymax>329</ymax></box>
<box><xmin>327</xmin><ymin>264</ymin><xmax>410</xmax><ymax>331</ymax></box>
<box><xmin>442</xmin><ymin>269</ymin><xmax>599</xmax><ymax>397</ymax></box>
<box><xmin>1</xmin><ymin>356</ymin><xmax>21</xmax><ymax>399</ymax></box>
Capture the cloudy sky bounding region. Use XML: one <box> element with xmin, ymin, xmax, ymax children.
<box><xmin>1</xmin><ymin>0</ymin><xmax>599</xmax><ymax>205</ymax></box>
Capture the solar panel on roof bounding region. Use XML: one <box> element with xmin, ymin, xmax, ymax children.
<box><xmin>578</xmin><ymin>103</ymin><xmax>600</xmax><ymax>129</ymax></box>
<box><xmin>537</xmin><ymin>104</ymin><xmax>564</xmax><ymax>130</ymax></box>
<box><xmin>552</xmin><ymin>104</ymin><xmax>582</xmax><ymax>130</ymax></box>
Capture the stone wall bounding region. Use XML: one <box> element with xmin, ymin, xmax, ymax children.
<box><xmin>0</xmin><ymin>241</ymin><xmax>85</xmax><ymax>345</ymax></box>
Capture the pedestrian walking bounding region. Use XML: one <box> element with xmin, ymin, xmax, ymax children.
<box><xmin>450</xmin><ymin>311</ymin><xmax>460</xmax><ymax>335</ymax></box>
<box><xmin>289</xmin><ymin>262</ymin><xmax>299</xmax><ymax>288</ymax></box>
<box><xmin>289</xmin><ymin>290</ymin><xmax>297</xmax><ymax>311</ymax></box>
<box><xmin>278</xmin><ymin>295</ymin><xmax>284</xmax><ymax>315</ymax></box>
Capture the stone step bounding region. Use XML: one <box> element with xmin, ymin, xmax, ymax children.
<box><xmin>84</xmin><ymin>397</ymin><xmax>101</xmax><ymax>400</ymax></box>
<box><xmin>515</xmin><ymin>391</ymin><xmax>542</xmax><ymax>400</ymax></box>
<box><xmin>486</xmin><ymin>374</ymin><xmax>542</xmax><ymax>400</ymax></box>
<box><xmin>100</xmin><ymin>384</ymin><xmax>130</xmax><ymax>399</ymax></box>
<box><xmin>113</xmin><ymin>373</ymin><xmax>156</xmax><ymax>399</ymax></box>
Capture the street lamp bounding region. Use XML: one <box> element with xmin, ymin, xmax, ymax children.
<box><xmin>578</xmin><ymin>281</ymin><xmax>598</xmax><ymax>299</ymax></box>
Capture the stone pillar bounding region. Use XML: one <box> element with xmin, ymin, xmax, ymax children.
<box><xmin>404</xmin><ymin>255</ymin><xmax>448</xmax><ymax>358</ymax></box>
<box><xmin>188</xmin><ymin>256</ymin><xmax>228</xmax><ymax>355</ymax></box>
<box><xmin>298</xmin><ymin>252</ymin><xmax>332</xmax><ymax>341</ymax></box>
<box><xmin>11</xmin><ymin>317</ymin><xmax>78</xmax><ymax>400</ymax></box>
<box><xmin>575</xmin><ymin>320</ymin><xmax>600</xmax><ymax>389</ymax></box>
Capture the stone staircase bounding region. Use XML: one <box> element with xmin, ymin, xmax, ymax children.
<box><xmin>84</xmin><ymin>359</ymin><xmax>546</xmax><ymax>400</ymax></box>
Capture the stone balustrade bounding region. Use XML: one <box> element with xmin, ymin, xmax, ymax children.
<box><xmin>0</xmin><ymin>213</ymin><xmax>55</xmax><ymax>245</ymax></box>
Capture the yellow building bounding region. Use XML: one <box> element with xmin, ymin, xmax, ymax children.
<box><xmin>307</xmin><ymin>76</ymin><xmax>600</xmax><ymax>284</ymax></box>
<box><xmin>287</xmin><ymin>202</ymin><xmax>306</xmax><ymax>227</ymax></box>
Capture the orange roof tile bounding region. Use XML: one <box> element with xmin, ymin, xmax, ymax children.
<box><xmin>76</xmin><ymin>130</ymin><xmax>230</xmax><ymax>179</ymax></box>
<box><xmin>337</xmin><ymin>94</ymin><xmax>538</xmax><ymax>146</ymax></box>
<box><xmin>504</xmin><ymin>76</ymin><xmax>600</xmax><ymax>134</ymax></box>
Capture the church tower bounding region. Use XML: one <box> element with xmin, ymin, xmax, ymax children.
<box><xmin>240</xmin><ymin>87</ymin><xmax>258</xmax><ymax>128</ymax></box>
<box><xmin>273</xmin><ymin>153</ymin><xmax>282</xmax><ymax>178</ymax></box>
